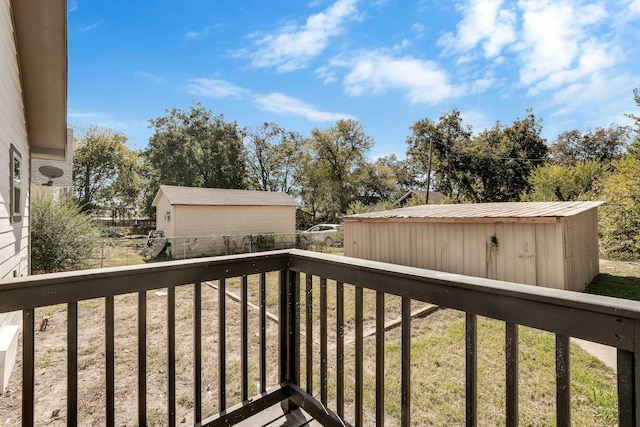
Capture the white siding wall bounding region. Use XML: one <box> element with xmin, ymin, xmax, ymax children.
<box><xmin>0</xmin><ymin>0</ymin><xmax>29</xmax><ymax>280</ymax></box>
<box><xmin>0</xmin><ymin>0</ymin><xmax>28</xmax><ymax>394</ymax></box>
<box><xmin>155</xmin><ymin>194</ymin><xmax>175</xmax><ymax>237</ymax></box>
<box><xmin>174</xmin><ymin>205</ymin><xmax>296</xmax><ymax>237</ymax></box>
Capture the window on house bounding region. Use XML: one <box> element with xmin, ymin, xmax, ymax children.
<box><xmin>9</xmin><ymin>145</ymin><xmax>22</xmax><ymax>222</ymax></box>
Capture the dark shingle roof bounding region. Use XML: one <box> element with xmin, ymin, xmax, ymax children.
<box><xmin>153</xmin><ymin>185</ymin><xmax>299</xmax><ymax>207</ymax></box>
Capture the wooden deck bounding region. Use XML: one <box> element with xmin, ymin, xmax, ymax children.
<box><xmin>235</xmin><ymin>405</ymin><xmax>323</xmax><ymax>426</ymax></box>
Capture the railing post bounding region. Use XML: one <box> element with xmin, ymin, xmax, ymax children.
<box><xmin>280</xmin><ymin>269</ymin><xmax>300</xmax><ymax>414</ymax></box>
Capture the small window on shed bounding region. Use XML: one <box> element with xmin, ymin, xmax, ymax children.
<box><xmin>9</xmin><ymin>145</ymin><xmax>22</xmax><ymax>223</ymax></box>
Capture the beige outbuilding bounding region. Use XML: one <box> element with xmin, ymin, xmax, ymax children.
<box><xmin>344</xmin><ymin>201</ymin><xmax>604</xmax><ymax>291</ymax></box>
<box><xmin>152</xmin><ymin>185</ymin><xmax>299</xmax><ymax>257</ymax></box>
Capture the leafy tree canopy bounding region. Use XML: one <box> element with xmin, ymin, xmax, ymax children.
<box><xmin>599</xmin><ymin>155</ymin><xmax>640</xmax><ymax>260</ymax></box>
<box><xmin>407</xmin><ymin>110</ymin><xmax>547</xmax><ymax>202</ymax></box>
<box><xmin>301</xmin><ymin>119</ymin><xmax>373</xmax><ymax>222</ymax></box>
<box><xmin>145</xmin><ymin>102</ymin><xmax>247</xmax><ymax>190</ymax></box>
<box><xmin>524</xmin><ymin>160</ymin><xmax>607</xmax><ymax>202</ymax></box>
<box><xmin>244</xmin><ymin>122</ymin><xmax>306</xmax><ymax>194</ymax></box>
<box><xmin>73</xmin><ymin>126</ymin><xmax>141</xmax><ymax>214</ymax></box>
<box><xmin>549</xmin><ymin>125</ymin><xmax>630</xmax><ymax>165</ymax></box>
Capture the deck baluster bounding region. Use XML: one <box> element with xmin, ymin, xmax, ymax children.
<box><xmin>556</xmin><ymin>334</ymin><xmax>570</xmax><ymax>426</ymax></box>
<box><xmin>67</xmin><ymin>302</ymin><xmax>78</xmax><ymax>426</ymax></box>
<box><xmin>466</xmin><ymin>313</ymin><xmax>477</xmax><ymax>427</ymax></box>
<box><xmin>241</xmin><ymin>275</ymin><xmax>248</xmax><ymax>401</ymax></box>
<box><xmin>336</xmin><ymin>281</ymin><xmax>345</xmax><ymax>418</ymax></box>
<box><xmin>401</xmin><ymin>297</ymin><xmax>411</xmax><ymax>427</ymax></box>
<box><xmin>376</xmin><ymin>291</ymin><xmax>385</xmax><ymax>427</ymax></box>
<box><xmin>355</xmin><ymin>286</ymin><xmax>364</xmax><ymax>427</ymax></box>
<box><xmin>218</xmin><ymin>279</ymin><xmax>226</xmax><ymax>411</ymax></box>
<box><xmin>106</xmin><ymin>296</ymin><xmax>115</xmax><ymax>427</ymax></box>
<box><xmin>260</xmin><ymin>273</ymin><xmax>267</xmax><ymax>393</ymax></box>
<box><xmin>194</xmin><ymin>283</ymin><xmax>202</xmax><ymax>424</ymax></box>
<box><xmin>506</xmin><ymin>322</ymin><xmax>519</xmax><ymax>426</ymax></box>
<box><xmin>23</xmin><ymin>309</ymin><xmax>35</xmax><ymax>427</ymax></box>
<box><xmin>320</xmin><ymin>277</ymin><xmax>328</xmax><ymax>406</ymax></box>
<box><xmin>305</xmin><ymin>274</ymin><xmax>314</xmax><ymax>395</ymax></box>
<box><xmin>168</xmin><ymin>286</ymin><xmax>176</xmax><ymax>427</ymax></box>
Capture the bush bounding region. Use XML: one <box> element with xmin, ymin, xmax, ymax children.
<box><xmin>31</xmin><ymin>190</ymin><xmax>100</xmax><ymax>273</ymax></box>
<box><xmin>598</xmin><ymin>155</ymin><xmax>640</xmax><ymax>260</ymax></box>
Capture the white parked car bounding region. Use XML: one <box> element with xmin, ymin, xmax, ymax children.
<box><xmin>302</xmin><ymin>224</ymin><xmax>342</xmax><ymax>246</ymax></box>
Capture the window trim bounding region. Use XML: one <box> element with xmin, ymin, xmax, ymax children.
<box><xmin>9</xmin><ymin>144</ymin><xmax>22</xmax><ymax>223</ymax></box>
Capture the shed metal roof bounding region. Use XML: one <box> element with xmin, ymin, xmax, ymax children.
<box><xmin>152</xmin><ymin>185</ymin><xmax>299</xmax><ymax>207</ymax></box>
<box><xmin>345</xmin><ymin>201</ymin><xmax>605</xmax><ymax>224</ymax></box>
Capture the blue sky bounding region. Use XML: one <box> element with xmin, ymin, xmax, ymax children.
<box><xmin>68</xmin><ymin>0</ymin><xmax>640</xmax><ymax>158</ymax></box>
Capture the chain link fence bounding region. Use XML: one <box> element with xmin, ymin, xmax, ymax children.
<box><xmin>93</xmin><ymin>232</ymin><xmax>343</xmax><ymax>267</ymax></box>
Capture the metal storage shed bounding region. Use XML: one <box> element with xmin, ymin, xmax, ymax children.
<box><xmin>344</xmin><ymin>201</ymin><xmax>604</xmax><ymax>291</ymax></box>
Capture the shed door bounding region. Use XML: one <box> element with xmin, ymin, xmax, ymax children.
<box><xmin>493</xmin><ymin>224</ymin><xmax>537</xmax><ymax>286</ymax></box>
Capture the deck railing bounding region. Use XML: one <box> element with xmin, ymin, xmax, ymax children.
<box><xmin>1</xmin><ymin>249</ymin><xmax>639</xmax><ymax>426</ymax></box>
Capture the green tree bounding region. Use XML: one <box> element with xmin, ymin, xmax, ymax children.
<box><xmin>407</xmin><ymin>110</ymin><xmax>547</xmax><ymax>202</ymax></box>
<box><xmin>73</xmin><ymin>126</ymin><xmax>141</xmax><ymax>213</ymax></box>
<box><xmin>599</xmin><ymin>155</ymin><xmax>640</xmax><ymax>260</ymax></box>
<box><xmin>407</xmin><ymin>110</ymin><xmax>472</xmax><ymax>200</ymax></box>
<box><xmin>549</xmin><ymin>125</ymin><xmax>630</xmax><ymax>164</ymax></box>
<box><xmin>302</xmin><ymin>119</ymin><xmax>374</xmax><ymax>221</ymax></box>
<box><xmin>31</xmin><ymin>190</ymin><xmax>100</xmax><ymax>273</ymax></box>
<box><xmin>346</xmin><ymin>199</ymin><xmax>393</xmax><ymax>215</ymax></box>
<box><xmin>145</xmin><ymin>103</ymin><xmax>246</xmax><ymax>187</ymax></box>
<box><xmin>244</xmin><ymin>122</ymin><xmax>306</xmax><ymax>194</ymax></box>
<box><xmin>597</xmin><ymin>86</ymin><xmax>640</xmax><ymax>260</ymax></box>
<box><xmin>627</xmin><ymin>86</ymin><xmax>640</xmax><ymax>154</ymax></box>
<box><xmin>524</xmin><ymin>160</ymin><xmax>607</xmax><ymax>202</ymax></box>
<box><xmin>354</xmin><ymin>156</ymin><xmax>401</xmax><ymax>205</ymax></box>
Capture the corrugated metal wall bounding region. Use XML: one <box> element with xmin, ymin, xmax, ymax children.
<box><xmin>345</xmin><ymin>210</ymin><xmax>599</xmax><ymax>291</ymax></box>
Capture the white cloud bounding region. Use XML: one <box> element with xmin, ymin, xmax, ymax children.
<box><xmin>186</xmin><ymin>78</ymin><xmax>250</xmax><ymax>99</ymax></box>
<box><xmin>411</xmin><ymin>22</ymin><xmax>426</xmax><ymax>38</ymax></box>
<box><xmin>629</xmin><ymin>0</ymin><xmax>640</xmax><ymax>15</ymax></box>
<box><xmin>339</xmin><ymin>52</ymin><xmax>462</xmax><ymax>105</ymax></box>
<box><xmin>470</xmin><ymin>77</ymin><xmax>496</xmax><ymax>93</ymax></box>
<box><xmin>185</xmin><ymin>26</ymin><xmax>215</xmax><ymax>41</ymax></box>
<box><xmin>246</xmin><ymin>0</ymin><xmax>360</xmax><ymax>72</ymax></box>
<box><xmin>67</xmin><ymin>111</ymin><xmax>146</xmax><ymax>136</ymax></box>
<box><xmin>135</xmin><ymin>71</ymin><xmax>166</xmax><ymax>84</ymax></box>
<box><xmin>68</xmin><ymin>1</ymin><xmax>78</xmax><ymax>12</ymax></box>
<box><xmin>80</xmin><ymin>21</ymin><xmax>102</xmax><ymax>31</ymax></box>
<box><xmin>315</xmin><ymin>65</ymin><xmax>338</xmax><ymax>84</ymax></box>
<box><xmin>459</xmin><ymin>109</ymin><xmax>493</xmax><ymax>133</ymax></box>
<box><xmin>254</xmin><ymin>93</ymin><xmax>354</xmax><ymax>122</ymax></box>
<box><xmin>516</xmin><ymin>0</ymin><xmax>614</xmax><ymax>93</ymax></box>
<box><xmin>438</xmin><ymin>0</ymin><xmax>516</xmax><ymax>58</ymax></box>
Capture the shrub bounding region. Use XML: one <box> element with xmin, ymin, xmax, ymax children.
<box><xmin>31</xmin><ymin>190</ymin><xmax>100</xmax><ymax>273</ymax></box>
